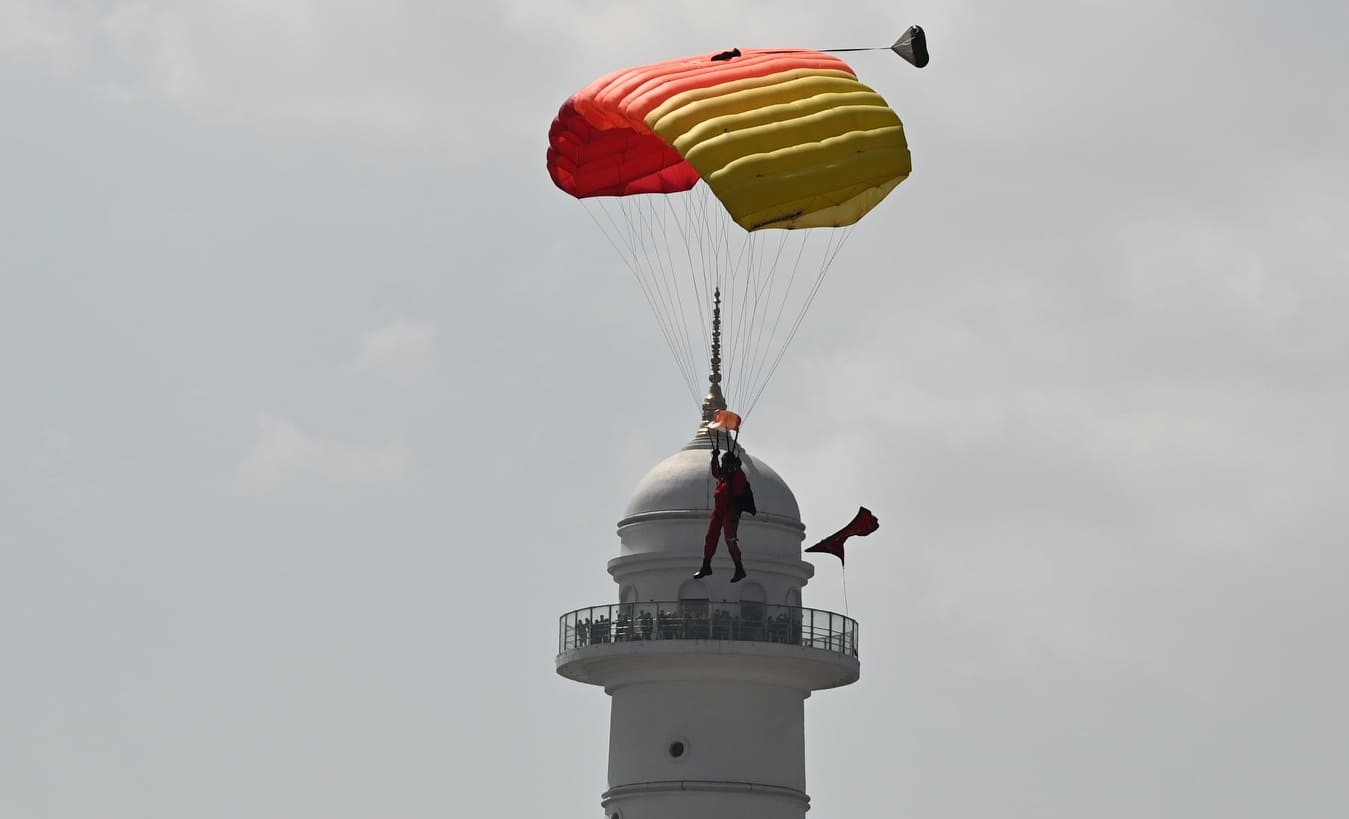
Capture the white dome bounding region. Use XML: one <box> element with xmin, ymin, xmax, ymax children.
<box><xmin>609</xmin><ymin>432</ymin><xmax>814</xmax><ymax>607</ymax></box>
<box><xmin>622</xmin><ymin>438</ymin><xmax>801</xmax><ymax>523</ymax></box>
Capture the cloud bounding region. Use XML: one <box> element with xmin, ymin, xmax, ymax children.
<box><xmin>235</xmin><ymin>413</ymin><xmax>410</xmax><ymax>493</ymax></box>
<box><xmin>1</xmin><ymin>0</ymin><xmax>493</xmax><ymax>141</ymax></box>
<box><xmin>26</xmin><ymin>425</ymin><xmax>78</xmax><ymax>486</ymax></box>
<box><xmin>0</xmin><ymin>1</ymin><xmax>98</xmax><ymax>74</ymax></box>
<box><xmin>350</xmin><ymin>319</ymin><xmax>437</xmax><ymax>385</ymax></box>
<box><xmin>1117</xmin><ymin>169</ymin><xmax>1349</xmax><ymax>352</ymax></box>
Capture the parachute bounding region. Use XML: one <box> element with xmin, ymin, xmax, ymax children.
<box><xmin>547</xmin><ymin>46</ymin><xmax>915</xmax><ymax>415</ymax></box>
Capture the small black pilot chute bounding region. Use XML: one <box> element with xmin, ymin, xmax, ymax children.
<box><xmin>891</xmin><ymin>25</ymin><xmax>929</xmax><ymax>68</ymax></box>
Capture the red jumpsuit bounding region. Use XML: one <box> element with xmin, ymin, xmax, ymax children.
<box><xmin>704</xmin><ymin>457</ymin><xmax>749</xmax><ymax>561</ymax></box>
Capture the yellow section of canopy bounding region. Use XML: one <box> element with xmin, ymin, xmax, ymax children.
<box><xmin>647</xmin><ymin>67</ymin><xmax>911</xmax><ymax>230</ymax></box>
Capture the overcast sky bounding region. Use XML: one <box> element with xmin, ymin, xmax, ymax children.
<box><xmin>3</xmin><ymin>1</ymin><xmax>1347</xmax><ymax>817</ymax></box>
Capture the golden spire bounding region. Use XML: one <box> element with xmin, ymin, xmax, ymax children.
<box><xmin>698</xmin><ymin>288</ymin><xmax>728</xmax><ymax>433</ymax></box>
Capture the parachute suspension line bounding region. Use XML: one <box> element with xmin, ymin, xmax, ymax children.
<box><xmin>749</xmin><ymin>225</ymin><xmax>856</xmax><ymax>416</ymax></box>
<box><xmin>686</xmin><ymin>184</ymin><xmax>721</xmax><ymax>383</ymax></box>
<box><xmin>719</xmin><ymin>228</ymin><xmax>753</xmax><ymax>406</ymax></box>
<box><xmin>731</xmin><ymin>231</ymin><xmax>760</xmax><ymax>379</ymax></box>
<box><xmin>731</xmin><ymin>230</ymin><xmax>771</xmax><ymax>402</ymax></box>
<box><xmin>729</xmin><ymin>226</ymin><xmax>797</xmax><ymax>406</ymax></box>
<box><xmin>736</xmin><ymin>234</ymin><xmax>765</xmax><ymax>400</ymax></box>
<box><xmin>723</xmin><ymin>230</ymin><xmax>750</xmax><ymax>399</ymax></box>
<box><xmin>727</xmin><ymin>228</ymin><xmax>761</xmax><ymax>401</ymax></box>
<box><xmin>629</xmin><ymin>197</ymin><xmax>700</xmax><ymax>405</ymax></box>
<box><xmin>694</xmin><ymin>186</ymin><xmax>718</xmax><ymax>312</ymax></box>
<box><xmin>755</xmin><ymin>232</ymin><xmax>804</xmax><ymax>399</ymax></box>
<box><xmin>743</xmin><ymin>225</ymin><xmax>856</xmax><ymax>419</ymax></box>
<box><xmin>621</xmin><ymin>198</ymin><xmax>686</xmax><ymax>397</ymax></box>
<box><xmin>632</xmin><ymin>199</ymin><xmax>702</xmax><ymax>404</ymax></box>
<box><xmin>651</xmin><ymin>199</ymin><xmax>705</xmax><ymax>404</ymax></box>
<box><xmin>649</xmin><ymin>195</ymin><xmax>702</xmax><ymax>402</ymax></box>
<box><xmin>738</xmin><ymin>230</ymin><xmax>793</xmax><ymax>404</ymax></box>
<box><xmin>590</xmin><ymin>199</ymin><xmax>678</xmax><ymax>362</ymax></box>
<box><xmin>584</xmin><ymin>200</ymin><xmax>701</xmax><ymax>405</ymax></box>
<box><xmin>701</xmin><ymin>186</ymin><xmax>721</xmax><ymax>358</ymax></box>
<box><xmin>666</xmin><ymin>193</ymin><xmax>710</xmax><ymax>370</ymax></box>
<box><xmin>739</xmin><ymin>230</ymin><xmax>782</xmax><ymax>404</ymax></box>
<box><xmin>742</xmin><ymin>230</ymin><xmax>813</xmax><ymax>403</ymax></box>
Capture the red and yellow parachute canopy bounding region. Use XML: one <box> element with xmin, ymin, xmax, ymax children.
<box><xmin>545</xmin><ymin>47</ymin><xmax>915</xmax><ymax>415</ymax></box>
<box><xmin>547</xmin><ymin>49</ymin><xmax>911</xmax><ymax>231</ymax></box>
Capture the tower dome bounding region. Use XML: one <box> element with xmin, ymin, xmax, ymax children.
<box><xmin>612</xmin><ymin>431</ymin><xmax>812</xmax><ymax>606</ymax></box>
<box><xmin>622</xmin><ymin>438</ymin><xmax>802</xmax><ymax>523</ymax></box>
<box><xmin>619</xmin><ymin>435</ymin><xmax>803</xmax><ymax>558</ymax></box>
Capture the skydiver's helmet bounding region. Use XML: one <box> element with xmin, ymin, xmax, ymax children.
<box><xmin>722</xmin><ymin>451</ymin><xmax>741</xmax><ymax>470</ymax></box>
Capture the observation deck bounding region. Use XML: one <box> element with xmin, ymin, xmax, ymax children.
<box><xmin>556</xmin><ymin>601</ymin><xmax>860</xmax><ymax>691</ymax></box>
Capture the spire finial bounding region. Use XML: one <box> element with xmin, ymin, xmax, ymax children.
<box><xmin>698</xmin><ymin>288</ymin><xmax>727</xmax><ymax>434</ymax></box>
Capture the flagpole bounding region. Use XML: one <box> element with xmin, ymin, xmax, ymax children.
<box><xmin>842</xmin><ymin>566</ymin><xmax>850</xmax><ymax>617</ymax></box>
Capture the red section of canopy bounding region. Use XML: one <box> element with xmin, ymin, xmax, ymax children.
<box><xmin>547</xmin><ymin>100</ymin><xmax>699</xmax><ymax>198</ymax></box>
<box><xmin>546</xmin><ymin>49</ymin><xmax>856</xmax><ymax>200</ymax></box>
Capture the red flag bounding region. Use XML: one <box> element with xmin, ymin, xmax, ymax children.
<box><xmin>805</xmin><ymin>507</ymin><xmax>879</xmax><ymax>566</ymax></box>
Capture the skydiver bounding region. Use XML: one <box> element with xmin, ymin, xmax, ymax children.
<box><xmin>694</xmin><ymin>447</ymin><xmax>751</xmax><ymax>582</ymax></box>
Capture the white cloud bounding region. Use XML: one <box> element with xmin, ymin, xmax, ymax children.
<box><xmin>1</xmin><ymin>0</ymin><xmax>480</xmax><ymax>139</ymax></box>
<box><xmin>0</xmin><ymin>0</ymin><xmax>91</xmax><ymax>73</ymax></box>
<box><xmin>1119</xmin><ymin>179</ymin><xmax>1349</xmax><ymax>332</ymax></box>
<box><xmin>26</xmin><ymin>425</ymin><xmax>77</xmax><ymax>486</ymax></box>
<box><xmin>350</xmin><ymin>319</ymin><xmax>437</xmax><ymax>385</ymax></box>
<box><xmin>235</xmin><ymin>413</ymin><xmax>410</xmax><ymax>493</ymax></box>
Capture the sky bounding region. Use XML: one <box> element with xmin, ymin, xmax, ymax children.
<box><xmin>2</xmin><ymin>1</ymin><xmax>1347</xmax><ymax>817</ymax></box>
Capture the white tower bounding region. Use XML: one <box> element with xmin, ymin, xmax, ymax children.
<box><xmin>557</xmin><ymin>295</ymin><xmax>860</xmax><ymax>819</ymax></box>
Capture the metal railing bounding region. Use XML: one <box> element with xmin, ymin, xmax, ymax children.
<box><xmin>558</xmin><ymin>601</ymin><xmax>859</xmax><ymax>658</ymax></box>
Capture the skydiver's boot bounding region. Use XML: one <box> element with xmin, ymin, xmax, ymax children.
<box><xmin>693</xmin><ymin>560</ymin><xmax>713</xmax><ymax>579</ymax></box>
<box><xmin>730</xmin><ymin>559</ymin><xmax>747</xmax><ymax>583</ymax></box>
